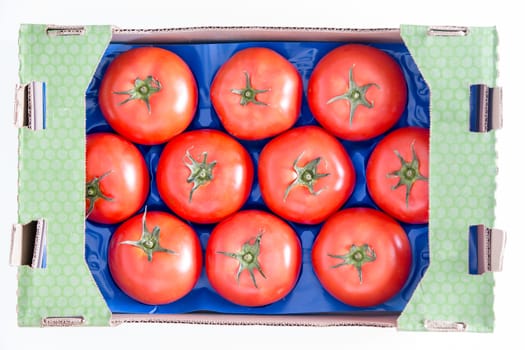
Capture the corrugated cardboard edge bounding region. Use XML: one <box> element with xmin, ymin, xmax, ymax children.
<box><xmin>111</xmin><ymin>26</ymin><xmax>402</xmax><ymax>43</ymax></box>
<box><xmin>10</xmin><ymin>219</ymin><xmax>46</xmax><ymax>268</ymax></box>
<box><xmin>476</xmin><ymin>225</ymin><xmax>506</xmax><ymax>273</ymax></box>
<box><xmin>110</xmin><ymin>313</ymin><xmax>398</xmax><ymax>328</ymax></box>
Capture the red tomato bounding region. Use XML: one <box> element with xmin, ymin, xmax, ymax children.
<box><xmin>108</xmin><ymin>210</ymin><xmax>202</xmax><ymax>305</ymax></box>
<box><xmin>258</xmin><ymin>126</ymin><xmax>355</xmax><ymax>224</ymax></box>
<box><xmin>156</xmin><ymin>129</ymin><xmax>253</xmax><ymax>224</ymax></box>
<box><xmin>312</xmin><ymin>207</ymin><xmax>412</xmax><ymax>307</ymax></box>
<box><xmin>307</xmin><ymin>44</ymin><xmax>407</xmax><ymax>141</ymax></box>
<box><xmin>86</xmin><ymin>133</ymin><xmax>149</xmax><ymax>224</ymax></box>
<box><xmin>366</xmin><ymin>127</ymin><xmax>429</xmax><ymax>224</ymax></box>
<box><xmin>206</xmin><ymin>210</ymin><xmax>301</xmax><ymax>307</ymax></box>
<box><xmin>99</xmin><ymin>47</ymin><xmax>198</xmax><ymax>145</ymax></box>
<box><xmin>210</xmin><ymin>47</ymin><xmax>302</xmax><ymax>140</ymax></box>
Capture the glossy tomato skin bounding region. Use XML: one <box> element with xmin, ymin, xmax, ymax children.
<box><xmin>108</xmin><ymin>211</ymin><xmax>202</xmax><ymax>305</ymax></box>
<box><xmin>366</xmin><ymin>127</ymin><xmax>429</xmax><ymax>224</ymax></box>
<box><xmin>156</xmin><ymin>129</ymin><xmax>253</xmax><ymax>224</ymax></box>
<box><xmin>210</xmin><ymin>47</ymin><xmax>302</xmax><ymax>140</ymax></box>
<box><xmin>206</xmin><ymin>210</ymin><xmax>301</xmax><ymax>307</ymax></box>
<box><xmin>312</xmin><ymin>208</ymin><xmax>412</xmax><ymax>307</ymax></box>
<box><xmin>308</xmin><ymin>44</ymin><xmax>407</xmax><ymax>141</ymax></box>
<box><xmin>86</xmin><ymin>133</ymin><xmax>149</xmax><ymax>224</ymax></box>
<box><xmin>258</xmin><ymin>126</ymin><xmax>355</xmax><ymax>224</ymax></box>
<box><xmin>99</xmin><ymin>47</ymin><xmax>198</xmax><ymax>145</ymax></box>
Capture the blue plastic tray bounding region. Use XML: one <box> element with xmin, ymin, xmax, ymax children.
<box><xmin>85</xmin><ymin>40</ymin><xmax>430</xmax><ymax>314</ymax></box>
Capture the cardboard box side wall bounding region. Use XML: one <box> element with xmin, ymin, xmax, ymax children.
<box><xmin>16</xmin><ymin>24</ymin><xmax>113</xmax><ymax>326</ymax></box>
<box><xmin>398</xmin><ymin>25</ymin><xmax>498</xmax><ymax>332</ymax></box>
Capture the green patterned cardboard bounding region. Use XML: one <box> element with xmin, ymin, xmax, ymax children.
<box><xmin>15</xmin><ymin>24</ymin><xmax>499</xmax><ymax>330</ymax></box>
<box><xmin>17</xmin><ymin>24</ymin><xmax>113</xmax><ymax>326</ymax></box>
<box><xmin>398</xmin><ymin>25</ymin><xmax>498</xmax><ymax>332</ymax></box>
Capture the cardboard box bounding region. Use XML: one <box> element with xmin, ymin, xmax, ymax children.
<box><xmin>10</xmin><ymin>24</ymin><xmax>505</xmax><ymax>331</ymax></box>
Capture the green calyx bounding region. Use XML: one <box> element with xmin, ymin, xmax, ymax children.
<box><xmin>114</xmin><ymin>76</ymin><xmax>162</xmax><ymax>113</ymax></box>
<box><xmin>327</xmin><ymin>66</ymin><xmax>379</xmax><ymax>126</ymax></box>
<box><xmin>217</xmin><ymin>233</ymin><xmax>266</xmax><ymax>289</ymax></box>
<box><xmin>329</xmin><ymin>244</ymin><xmax>377</xmax><ymax>284</ymax></box>
<box><xmin>284</xmin><ymin>153</ymin><xmax>330</xmax><ymax>201</ymax></box>
<box><xmin>120</xmin><ymin>208</ymin><xmax>177</xmax><ymax>262</ymax></box>
<box><xmin>387</xmin><ymin>140</ymin><xmax>428</xmax><ymax>208</ymax></box>
<box><xmin>231</xmin><ymin>71</ymin><xmax>269</xmax><ymax>106</ymax></box>
<box><xmin>85</xmin><ymin>171</ymin><xmax>113</xmax><ymax>218</ymax></box>
<box><xmin>184</xmin><ymin>149</ymin><xmax>217</xmax><ymax>203</ymax></box>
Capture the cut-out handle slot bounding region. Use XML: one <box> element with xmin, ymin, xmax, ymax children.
<box><xmin>10</xmin><ymin>219</ymin><xmax>47</xmax><ymax>268</ymax></box>
<box><xmin>469</xmin><ymin>84</ymin><xmax>502</xmax><ymax>132</ymax></box>
<box><xmin>424</xmin><ymin>319</ymin><xmax>467</xmax><ymax>331</ymax></box>
<box><xmin>468</xmin><ymin>224</ymin><xmax>505</xmax><ymax>274</ymax></box>
<box><xmin>46</xmin><ymin>25</ymin><xmax>86</xmax><ymax>36</ymax></box>
<box><xmin>427</xmin><ymin>26</ymin><xmax>469</xmax><ymax>37</ymax></box>
<box><xmin>14</xmin><ymin>82</ymin><xmax>46</xmax><ymax>131</ymax></box>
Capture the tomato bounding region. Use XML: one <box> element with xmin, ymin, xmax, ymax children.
<box><xmin>206</xmin><ymin>210</ymin><xmax>301</xmax><ymax>307</ymax></box>
<box><xmin>366</xmin><ymin>127</ymin><xmax>429</xmax><ymax>224</ymax></box>
<box><xmin>258</xmin><ymin>126</ymin><xmax>355</xmax><ymax>224</ymax></box>
<box><xmin>210</xmin><ymin>47</ymin><xmax>302</xmax><ymax>140</ymax></box>
<box><xmin>86</xmin><ymin>133</ymin><xmax>149</xmax><ymax>224</ymax></box>
<box><xmin>307</xmin><ymin>44</ymin><xmax>407</xmax><ymax>141</ymax></box>
<box><xmin>156</xmin><ymin>129</ymin><xmax>253</xmax><ymax>224</ymax></box>
<box><xmin>108</xmin><ymin>210</ymin><xmax>202</xmax><ymax>305</ymax></box>
<box><xmin>312</xmin><ymin>207</ymin><xmax>412</xmax><ymax>307</ymax></box>
<box><xmin>99</xmin><ymin>47</ymin><xmax>198</xmax><ymax>145</ymax></box>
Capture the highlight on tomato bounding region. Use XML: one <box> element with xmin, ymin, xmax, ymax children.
<box><xmin>210</xmin><ymin>47</ymin><xmax>302</xmax><ymax>140</ymax></box>
<box><xmin>312</xmin><ymin>207</ymin><xmax>412</xmax><ymax>307</ymax></box>
<box><xmin>108</xmin><ymin>209</ymin><xmax>202</xmax><ymax>305</ymax></box>
<box><xmin>156</xmin><ymin>129</ymin><xmax>254</xmax><ymax>224</ymax></box>
<box><xmin>258</xmin><ymin>125</ymin><xmax>355</xmax><ymax>225</ymax></box>
<box><xmin>85</xmin><ymin>132</ymin><xmax>149</xmax><ymax>225</ymax></box>
<box><xmin>307</xmin><ymin>44</ymin><xmax>407</xmax><ymax>141</ymax></box>
<box><xmin>99</xmin><ymin>47</ymin><xmax>198</xmax><ymax>145</ymax></box>
<box><xmin>205</xmin><ymin>210</ymin><xmax>302</xmax><ymax>307</ymax></box>
<box><xmin>366</xmin><ymin>126</ymin><xmax>429</xmax><ymax>224</ymax></box>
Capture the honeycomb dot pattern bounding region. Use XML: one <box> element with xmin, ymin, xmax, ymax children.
<box><xmin>398</xmin><ymin>25</ymin><xmax>498</xmax><ymax>332</ymax></box>
<box><xmin>17</xmin><ymin>24</ymin><xmax>113</xmax><ymax>326</ymax></box>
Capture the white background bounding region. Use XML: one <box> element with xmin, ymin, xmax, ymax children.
<box><xmin>0</xmin><ymin>0</ymin><xmax>521</xmax><ymax>349</ymax></box>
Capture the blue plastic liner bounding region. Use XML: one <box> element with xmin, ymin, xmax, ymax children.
<box><xmin>85</xmin><ymin>40</ymin><xmax>430</xmax><ymax>314</ymax></box>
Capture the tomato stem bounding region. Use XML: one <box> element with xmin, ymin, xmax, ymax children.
<box><xmin>329</xmin><ymin>244</ymin><xmax>376</xmax><ymax>284</ymax></box>
<box><xmin>113</xmin><ymin>76</ymin><xmax>162</xmax><ymax>114</ymax></box>
<box><xmin>119</xmin><ymin>208</ymin><xmax>178</xmax><ymax>262</ymax></box>
<box><xmin>85</xmin><ymin>171</ymin><xmax>114</xmax><ymax>218</ymax></box>
<box><xmin>283</xmin><ymin>152</ymin><xmax>330</xmax><ymax>201</ymax></box>
<box><xmin>217</xmin><ymin>233</ymin><xmax>266</xmax><ymax>289</ymax></box>
<box><xmin>184</xmin><ymin>149</ymin><xmax>217</xmax><ymax>203</ymax></box>
<box><xmin>387</xmin><ymin>140</ymin><xmax>428</xmax><ymax>208</ymax></box>
<box><xmin>326</xmin><ymin>66</ymin><xmax>379</xmax><ymax>126</ymax></box>
<box><xmin>231</xmin><ymin>71</ymin><xmax>269</xmax><ymax>106</ymax></box>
